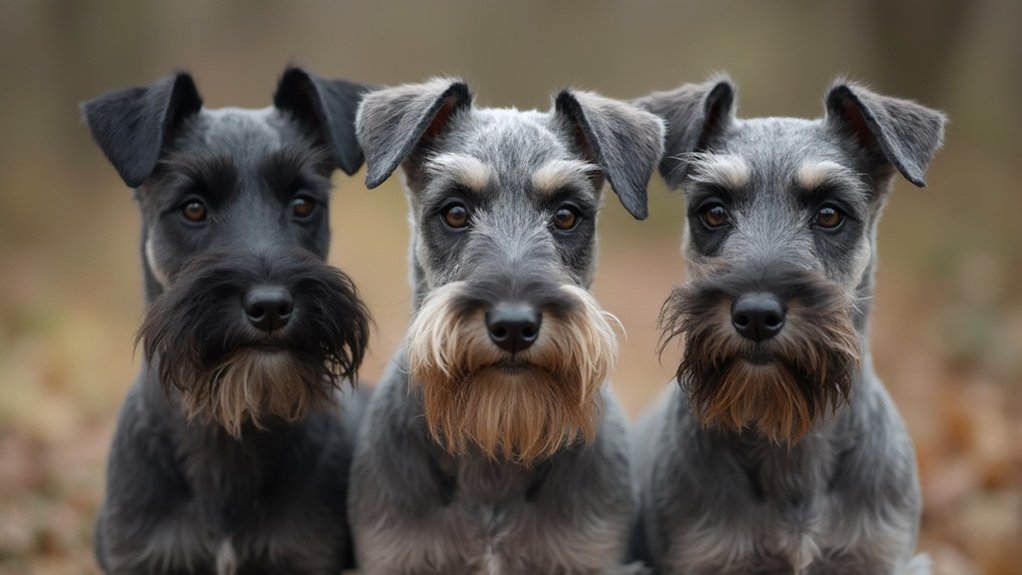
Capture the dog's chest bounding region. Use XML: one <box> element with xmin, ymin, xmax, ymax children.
<box><xmin>446</xmin><ymin>463</ymin><xmax>537</xmax><ymax>574</ymax></box>
<box><xmin>668</xmin><ymin>490</ymin><xmax>910</xmax><ymax>574</ymax></box>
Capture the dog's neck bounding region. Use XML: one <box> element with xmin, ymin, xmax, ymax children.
<box><xmin>394</xmin><ymin>349</ymin><xmax>556</xmax><ymax>492</ymax></box>
<box><xmin>692</xmin><ymin>350</ymin><xmax>879</xmax><ymax>500</ymax></box>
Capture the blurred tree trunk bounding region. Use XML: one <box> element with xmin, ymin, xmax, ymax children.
<box><xmin>864</xmin><ymin>0</ymin><xmax>973</xmax><ymax>102</ymax></box>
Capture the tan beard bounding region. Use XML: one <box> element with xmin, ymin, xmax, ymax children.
<box><xmin>407</xmin><ymin>282</ymin><xmax>620</xmax><ymax>465</ymax></box>
<box><xmin>179</xmin><ymin>350</ymin><xmax>330</xmax><ymax>438</ymax></box>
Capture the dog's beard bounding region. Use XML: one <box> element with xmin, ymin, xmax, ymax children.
<box><xmin>407</xmin><ymin>282</ymin><xmax>619</xmax><ymax>465</ymax></box>
<box><xmin>138</xmin><ymin>249</ymin><xmax>370</xmax><ymax>438</ymax></box>
<box><xmin>660</xmin><ymin>266</ymin><xmax>860</xmax><ymax>444</ymax></box>
<box><xmin>177</xmin><ymin>350</ymin><xmax>323</xmax><ymax>437</ymax></box>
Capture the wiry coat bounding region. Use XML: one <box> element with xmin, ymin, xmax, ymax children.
<box><xmin>348</xmin><ymin>79</ymin><xmax>664</xmax><ymax>575</ymax></box>
<box><xmin>83</xmin><ymin>68</ymin><xmax>373</xmax><ymax>573</ymax></box>
<box><xmin>630</xmin><ymin>77</ymin><xmax>945</xmax><ymax>574</ymax></box>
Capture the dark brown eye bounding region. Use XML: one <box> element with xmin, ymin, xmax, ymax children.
<box><xmin>291</xmin><ymin>197</ymin><xmax>316</xmax><ymax>218</ymax></box>
<box><xmin>553</xmin><ymin>206</ymin><xmax>579</xmax><ymax>230</ymax></box>
<box><xmin>700</xmin><ymin>204</ymin><xmax>728</xmax><ymax>229</ymax></box>
<box><xmin>816</xmin><ymin>205</ymin><xmax>844</xmax><ymax>229</ymax></box>
<box><xmin>442</xmin><ymin>203</ymin><xmax>470</xmax><ymax>229</ymax></box>
<box><xmin>181</xmin><ymin>200</ymin><xmax>207</xmax><ymax>222</ymax></box>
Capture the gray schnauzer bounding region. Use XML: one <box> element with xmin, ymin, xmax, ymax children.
<box><xmin>83</xmin><ymin>67</ymin><xmax>372</xmax><ymax>573</ymax></box>
<box><xmin>347</xmin><ymin>79</ymin><xmax>664</xmax><ymax>575</ymax></box>
<box><xmin>629</xmin><ymin>77</ymin><xmax>946</xmax><ymax>574</ymax></box>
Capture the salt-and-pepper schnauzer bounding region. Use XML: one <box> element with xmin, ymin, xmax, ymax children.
<box><xmin>629</xmin><ymin>77</ymin><xmax>946</xmax><ymax>574</ymax></box>
<box><xmin>83</xmin><ymin>67</ymin><xmax>373</xmax><ymax>573</ymax></box>
<box><xmin>347</xmin><ymin>79</ymin><xmax>664</xmax><ymax>574</ymax></box>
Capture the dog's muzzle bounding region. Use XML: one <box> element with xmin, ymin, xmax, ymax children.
<box><xmin>138</xmin><ymin>248</ymin><xmax>370</xmax><ymax>437</ymax></box>
<box><xmin>406</xmin><ymin>275</ymin><xmax>620</xmax><ymax>465</ymax></box>
<box><xmin>660</xmin><ymin>264</ymin><xmax>860</xmax><ymax>444</ymax></box>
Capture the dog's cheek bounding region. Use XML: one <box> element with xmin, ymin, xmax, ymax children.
<box><xmin>144</xmin><ymin>235</ymin><xmax>170</xmax><ymax>288</ymax></box>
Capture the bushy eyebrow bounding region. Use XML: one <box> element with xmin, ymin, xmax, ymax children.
<box><xmin>794</xmin><ymin>160</ymin><xmax>870</xmax><ymax>210</ymax></box>
<box><xmin>531</xmin><ymin>159</ymin><xmax>600</xmax><ymax>196</ymax></box>
<box><xmin>152</xmin><ymin>151</ymin><xmax>238</xmax><ymax>204</ymax></box>
<box><xmin>795</xmin><ymin>160</ymin><xmax>860</xmax><ymax>190</ymax></box>
<box><xmin>259</xmin><ymin>144</ymin><xmax>333</xmax><ymax>202</ymax></box>
<box><xmin>424</xmin><ymin>153</ymin><xmax>495</xmax><ymax>192</ymax></box>
<box><xmin>683</xmin><ymin>152</ymin><xmax>751</xmax><ymax>190</ymax></box>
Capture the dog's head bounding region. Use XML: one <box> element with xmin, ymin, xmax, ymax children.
<box><xmin>638</xmin><ymin>77</ymin><xmax>946</xmax><ymax>443</ymax></box>
<box><xmin>82</xmin><ymin>68</ymin><xmax>373</xmax><ymax>436</ymax></box>
<box><xmin>357</xmin><ymin>79</ymin><xmax>664</xmax><ymax>463</ymax></box>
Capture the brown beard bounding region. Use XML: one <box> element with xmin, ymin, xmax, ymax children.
<box><xmin>176</xmin><ymin>350</ymin><xmax>332</xmax><ymax>438</ymax></box>
<box><xmin>660</xmin><ymin>266</ymin><xmax>861</xmax><ymax>444</ymax></box>
<box><xmin>407</xmin><ymin>282</ymin><xmax>619</xmax><ymax>465</ymax></box>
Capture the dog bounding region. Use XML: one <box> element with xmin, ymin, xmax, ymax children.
<box><xmin>629</xmin><ymin>77</ymin><xmax>946</xmax><ymax>574</ymax></box>
<box><xmin>346</xmin><ymin>78</ymin><xmax>665</xmax><ymax>575</ymax></box>
<box><xmin>83</xmin><ymin>67</ymin><xmax>373</xmax><ymax>573</ymax></box>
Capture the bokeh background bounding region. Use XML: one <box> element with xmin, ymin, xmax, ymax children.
<box><xmin>1</xmin><ymin>1</ymin><xmax>1019</xmax><ymax>573</ymax></box>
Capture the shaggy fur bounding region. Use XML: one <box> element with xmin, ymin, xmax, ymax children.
<box><xmin>83</xmin><ymin>67</ymin><xmax>374</xmax><ymax>573</ymax></box>
<box><xmin>408</xmin><ymin>281</ymin><xmax>619</xmax><ymax>463</ymax></box>
<box><xmin>659</xmin><ymin>265</ymin><xmax>860</xmax><ymax>443</ymax></box>
<box><xmin>630</xmin><ymin>76</ymin><xmax>946</xmax><ymax>574</ymax></box>
<box><xmin>349</xmin><ymin>78</ymin><xmax>663</xmax><ymax>575</ymax></box>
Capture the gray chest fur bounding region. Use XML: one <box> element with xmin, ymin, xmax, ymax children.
<box><xmin>349</xmin><ymin>358</ymin><xmax>640</xmax><ymax>575</ymax></box>
<box><xmin>634</xmin><ymin>378</ymin><xmax>923</xmax><ymax>575</ymax></box>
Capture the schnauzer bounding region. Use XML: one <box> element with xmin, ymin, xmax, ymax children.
<box><xmin>347</xmin><ymin>79</ymin><xmax>664</xmax><ymax>575</ymax></box>
<box><xmin>629</xmin><ymin>77</ymin><xmax>946</xmax><ymax>574</ymax></box>
<box><xmin>83</xmin><ymin>67</ymin><xmax>373</xmax><ymax>573</ymax></box>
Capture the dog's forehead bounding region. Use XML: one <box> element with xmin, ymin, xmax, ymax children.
<box><xmin>179</xmin><ymin>107</ymin><xmax>300</xmax><ymax>155</ymax></box>
<box><xmin>719</xmin><ymin>117</ymin><xmax>856</xmax><ymax>181</ymax></box>
<box><xmin>442</xmin><ymin>108</ymin><xmax>574</xmax><ymax>174</ymax></box>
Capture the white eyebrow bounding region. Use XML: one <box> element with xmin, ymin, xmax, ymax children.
<box><xmin>531</xmin><ymin>159</ymin><xmax>601</xmax><ymax>194</ymax></box>
<box><xmin>795</xmin><ymin>160</ymin><xmax>858</xmax><ymax>190</ymax></box>
<box><xmin>424</xmin><ymin>153</ymin><xmax>494</xmax><ymax>191</ymax></box>
<box><xmin>684</xmin><ymin>153</ymin><xmax>751</xmax><ymax>189</ymax></box>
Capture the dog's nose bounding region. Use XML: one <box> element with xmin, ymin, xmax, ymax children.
<box><xmin>485</xmin><ymin>303</ymin><xmax>542</xmax><ymax>354</ymax></box>
<box><xmin>243</xmin><ymin>286</ymin><xmax>294</xmax><ymax>332</ymax></box>
<box><xmin>731</xmin><ymin>292</ymin><xmax>785</xmax><ymax>342</ymax></box>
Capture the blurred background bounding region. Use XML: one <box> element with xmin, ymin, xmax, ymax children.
<box><xmin>0</xmin><ymin>1</ymin><xmax>1019</xmax><ymax>573</ymax></box>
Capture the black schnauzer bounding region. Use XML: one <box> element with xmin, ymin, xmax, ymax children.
<box><xmin>83</xmin><ymin>67</ymin><xmax>372</xmax><ymax>574</ymax></box>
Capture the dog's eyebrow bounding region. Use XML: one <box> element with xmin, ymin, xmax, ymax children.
<box><xmin>795</xmin><ymin>160</ymin><xmax>860</xmax><ymax>191</ymax></box>
<box><xmin>531</xmin><ymin>160</ymin><xmax>601</xmax><ymax>195</ymax></box>
<box><xmin>684</xmin><ymin>153</ymin><xmax>751</xmax><ymax>190</ymax></box>
<box><xmin>424</xmin><ymin>153</ymin><xmax>494</xmax><ymax>192</ymax></box>
<box><xmin>155</xmin><ymin>151</ymin><xmax>238</xmax><ymax>202</ymax></box>
<box><xmin>259</xmin><ymin>144</ymin><xmax>333</xmax><ymax>197</ymax></box>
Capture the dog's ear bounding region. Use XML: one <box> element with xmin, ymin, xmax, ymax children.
<box><xmin>273</xmin><ymin>67</ymin><xmax>377</xmax><ymax>176</ymax></box>
<box><xmin>356</xmin><ymin>78</ymin><xmax>473</xmax><ymax>189</ymax></box>
<box><xmin>81</xmin><ymin>73</ymin><xmax>203</xmax><ymax>188</ymax></box>
<box><xmin>633</xmin><ymin>76</ymin><xmax>736</xmax><ymax>189</ymax></box>
<box><xmin>824</xmin><ymin>80</ymin><xmax>947</xmax><ymax>188</ymax></box>
<box><xmin>554</xmin><ymin>90</ymin><xmax>666</xmax><ymax>220</ymax></box>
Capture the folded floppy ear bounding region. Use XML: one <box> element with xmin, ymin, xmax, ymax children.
<box><xmin>355</xmin><ymin>78</ymin><xmax>473</xmax><ymax>189</ymax></box>
<box><xmin>81</xmin><ymin>72</ymin><xmax>202</xmax><ymax>188</ymax></box>
<box><xmin>555</xmin><ymin>90</ymin><xmax>665</xmax><ymax>220</ymax></box>
<box><xmin>273</xmin><ymin>67</ymin><xmax>377</xmax><ymax>176</ymax></box>
<box><xmin>633</xmin><ymin>76</ymin><xmax>735</xmax><ymax>189</ymax></box>
<box><xmin>824</xmin><ymin>80</ymin><xmax>947</xmax><ymax>188</ymax></box>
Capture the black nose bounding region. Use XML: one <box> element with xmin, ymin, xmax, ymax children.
<box><xmin>485</xmin><ymin>303</ymin><xmax>542</xmax><ymax>354</ymax></box>
<box><xmin>243</xmin><ymin>286</ymin><xmax>294</xmax><ymax>332</ymax></box>
<box><xmin>731</xmin><ymin>292</ymin><xmax>785</xmax><ymax>342</ymax></box>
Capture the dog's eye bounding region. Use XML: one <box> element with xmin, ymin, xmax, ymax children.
<box><xmin>815</xmin><ymin>205</ymin><xmax>845</xmax><ymax>230</ymax></box>
<box><xmin>441</xmin><ymin>203</ymin><xmax>470</xmax><ymax>229</ymax></box>
<box><xmin>181</xmin><ymin>200</ymin><xmax>207</xmax><ymax>223</ymax></box>
<box><xmin>553</xmin><ymin>205</ymin><xmax>580</xmax><ymax>231</ymax></box>
<box><xmin>699</xmin><ymin>204</ymin><xmax>728</xmax><ymax>229</ymax></box>
<box><xmin>291</xmin><ymin>197</ymin><xmax>316</xmax><ymax>219</ymax></box>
